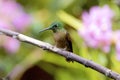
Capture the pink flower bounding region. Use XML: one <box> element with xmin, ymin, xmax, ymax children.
<box><xmin>3</xmin><ymin>37</ymin><xmax>20</xmax><ymax>53</ymax></box>
<box><xmin>79</xmin><ymin>5</ymin><xmax>114</xmax><ymax>53</ymax></box>
<box><xmin>113</xmin><ymin>31</ymin><xmax>120</xmax><ymax>60</ymax></box>
<box><xmin>0</xmin><ymin>0</ymin><xmax>31</xmax><ymax>54</ymax></box>
<box><xmin>0</xmin><ymin>0</ymin><xmax>31</xmax><ymax>32</ymax></box>
<box><xmin>116</xmin><ymin>43</ymin><xmax>120</xmax><ymax>60</ymax></box>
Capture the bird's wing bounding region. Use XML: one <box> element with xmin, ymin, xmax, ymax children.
<box><xmin>66</xmin><ymin>32</ymin><xmax>73</xmax><ymax>52</ymax></box>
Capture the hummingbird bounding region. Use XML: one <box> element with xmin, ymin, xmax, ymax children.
<box><xmin>39</xmin><ymin>22</ymin><xmax>73</xmax><ymax>62</ymax></box>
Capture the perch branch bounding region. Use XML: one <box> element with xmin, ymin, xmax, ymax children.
<box><xmin>0</xmin><ymin>28</ymin><xmax>120</xmax><ymax>80</ymax></box>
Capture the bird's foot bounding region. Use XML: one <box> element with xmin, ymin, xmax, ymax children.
<box><xmin>66</xmin><ymin>53</ymin><xmax>74</xmax><ymax>63</ymax></box>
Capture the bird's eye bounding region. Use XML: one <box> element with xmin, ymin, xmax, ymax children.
<box><xmin>54</xmin><ymin>24</ymin><xmax>58</xmax><ymax>28</ymax></box>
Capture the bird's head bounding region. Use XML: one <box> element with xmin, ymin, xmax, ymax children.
<box><xmin>39</xmin><ymin>22</ymin><xmax>63</xmax><ymax>33</ymax></box>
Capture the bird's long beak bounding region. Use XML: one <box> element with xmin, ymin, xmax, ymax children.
<box><xmin>39</xmin><ymin>27</ymin><xmax>51</xmax><ymax>33</ymax></box>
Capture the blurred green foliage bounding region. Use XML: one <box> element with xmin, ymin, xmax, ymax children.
<box><xmin>1</xmin><ymin>0</ymin><xmax>120</xmax><ymax>80</ymax></box>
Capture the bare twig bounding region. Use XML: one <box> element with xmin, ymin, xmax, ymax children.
<box><xmin>0</xmin><ymin>28</ymin><xmax>120</xmax><ymax>80</ymax></box>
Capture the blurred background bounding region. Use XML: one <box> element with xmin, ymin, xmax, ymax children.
<box><xmin>0</xmin><ymin>0</ymin><xmax>120</xmax><ymax>80</ymax></box>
